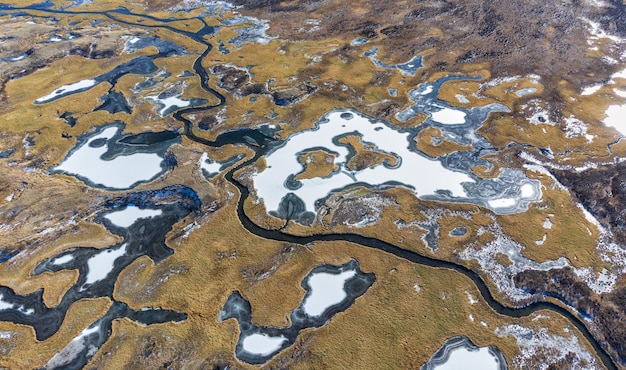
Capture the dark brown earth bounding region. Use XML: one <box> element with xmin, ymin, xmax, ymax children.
<box><xmin>222</xmin><ymin>0</ymin><xmax>626</xmax><ymax>96</ymax></box>
<box><xmin>551</xmin><ymin>161</ymin><xmax>626</xmax><ymax>246</ymax></box>
<box><xmin>514</xmin><ymin>267</ymin><xmax>626</xmax><ymax>364</ymax></box>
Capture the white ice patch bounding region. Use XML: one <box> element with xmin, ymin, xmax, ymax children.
<box><xmin>419</xmin><ymin>85</ymin><xmax>434</xmax><ymax>95</ymax></box>
<box><xmin>543</xmin><ymin>217</ymin><xmax>553</xmax><ymax>229</ymax></box>
<box><xmin>614</xmin><ymin>88</ymin><xmax>626</xmax><ymax>98</ymax></box>
<box><xmin>52</xmin><ymin>126</ymin><xmax>164</xmax><ymax>189</ymax></box>
<box><xmin>0</xmin><ymin>294</ymin><xmax>34</xmax><ymax>315</ymax></box>
<box><xmin>75</xmin><ymin>325</ymin><xmax>99</xmax><ymax>341</ymax></box>
<box><xmin>241</xmin><ymin>334</ymin><xmax>287</xmax><ymax>356</ymax></box>
<box><xmin>433</xmin><ymin>346</ymin><xmax>500</xmax><ymax>370</ymax></box>
<box><xmin>35</xmin><ymin>79</ymin><xmax>98</xmax><ymax>104</ymax></box>
<box><xmin>487</xmin><ymin>198</ymin><xmax>517</xmax><ymax>209</ymax></box>
<box><xmin>104</xmin><ymin>206</ymin><xmax>162</xmax><ymax>228</ymax></box>
<box><xmin>83</xmin><ymin>243</ymin><xmax>127</xmax><ymax>287</ymax></box>
<box><xmin>0</xmin><ymin>331</ymin><xmax>13</xmax><ymax>340</ymax></box>
<box><xmin>535</xmin><ymin>234</ymin><xmax>547</xmax><ymax>246</ymax></box>
<box><xmin>431</xmin><ymin>108</ymin><xmax>467</xmax><ymax>125</ymax></box>
<box><xmin>520</xmin><ymin>183</ymin><xmax>535</xmax><ymax>198</ymax></box>
<box><xmin>465</xmin><ymin>291</ymin><xmax>478</xmax><ymax>304</ymax></box>
<box><xmin>303</xmin><ymin>270</ymin><xmax>356</xmax><ymax>317</ymax></box>
<box><xmin>146</xmin><ymin>95</ymin><xmax>191</xmax><ymax>116</ymax></box>
<box><xmin>455</xmin><ymin>94</ymin><xmax>469</xmax><ymax>103</ymax></box>
<box><xmin>581</xmin><ymin>17</ymin><xmax>624</xmax><ymax>44</ymax></box>
<box><xmin>0</xmin><ymin>295</ymin><xmax>12</xmax><ymax>310</ymax></box>
<box><xmin>10</xmin><ymin>54</ymin><xmax>26</xmax><ymax>62</ymax></box>
<box><xmin>613</xmin><ymin>67</ymin><xmax>626</xmax><ymax>81</ymax></box>
<box><xmin>581</xmin><ymin>84</ymin><xmax>603</xmax><ymax>95</ymax></box>
<box><xmin>199</xmin><ymin>152</ymin><xmax>222</xmax><ymax>175</ymax></box>
<box><xmin>603</xmin><ymin>104</ymin><xmax>626</xmax><ymax>135</ymax></box>
<box><xmin>52</xmin><ymin>254</ymin><xmax>74</xmax><ymax>265</ymax></box>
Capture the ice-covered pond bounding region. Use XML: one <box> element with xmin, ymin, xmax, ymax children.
<box><xmin>34</xmin><ymin>56</ymin><xmax>159</xmax><ymax>105</ymax></box>
<box><xmin>35</xmin><ymin>79</ymin><xmax>97</xmax><ymax>104</ymax></box>
<box><xmin>302</xmin><ymin>269</ymin><xmax>356</xmax><ymax>317</ymax></box>
<box><xmin>146</xmin><ymin>94</ymin><xmax>208</xmax><ymax>117</ymax></box>
<box><xmin>241</xmin><ymin>334</ymin><xmax>287</xmax><ymax>357</ymax></box>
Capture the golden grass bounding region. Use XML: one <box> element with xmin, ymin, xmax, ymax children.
<box><xmin>495</xmin><ymin>171</ymin><xmax>604</xmax><ymax>269</ymax></box>
<box><xmin>337</xmin><ymin>134</ymin><xmax>398</xmax><ymax>170</ymax></box>
<box><xmin>438</xmin><ymin>80</ymin><xmax>496</xmax><ymax>107</ymax></box>
<box><xmin>95</xmin><ymin>192</ymin><xmax>602</xmax><ymax>368</ymax></box>
<box><xmin>415</xmin><ymin>127</ymin><xmax>474</xmax><ymax>158</ymax></box>
<box><xmin>294</xmin><ymin>149</ymin><xmax>338</xmax><ymax>180</ymax></box>
<box><xmin>2</xmin><ymin>49</ymin><xmax>152</xmax><ymax>165</ymax></box>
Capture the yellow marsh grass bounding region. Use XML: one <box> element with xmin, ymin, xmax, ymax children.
<box><xmin>337</xmin><ymin>134</ymin><xmax>399</xmax><ymax>170</ymax></box>
<box><xmin>415</xmin><ymin>127</ymin><xmax>474</xmax><ymax>158</ymax></box>
<box><xmin>100</xmin><ymin>194</ymin><xmax>601</xmax><ymax>368</ymax></box>
<box><xmin>295</xmin><ymin>149</ymin><xmax>338</xmax><ymax>181</ymax></box>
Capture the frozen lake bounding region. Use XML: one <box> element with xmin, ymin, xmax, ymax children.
<box><xmin>254</xmin><ymin>109</ymin><xmax>473</xmax><ymax>215</ymax></box>
<box><xmin>83</xmin><ymin>243</ymin><xmax>127</xmax><ymax>287</ymax></box>
<box><xmin>604</xmin><ymin>104</ymin><xmax>626</xmax><ymax>135</ymax></box>
<box><xmin>219</xmin><ymin>259</ymin><xmax>375</xmax><ymax>364</ymax></box>
<box><xmin>199</xmin><ymin>152</ymin><xmax>222</xmax><ymax>177</ymax></box>
<box><xmin>147</xmin><ymin>94</ymin><xmax>207</xmax><ymax>117</ymax></box>
<box><xmin>253</xmin><ymin>108</ymin><xmax>541</xmax><ymax>221</ymax></box>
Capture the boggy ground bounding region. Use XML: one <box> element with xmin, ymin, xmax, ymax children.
<box><xmin>224</xmin><ymin>0</ymin><xmax>626</xmax><ymax>94</ymax></box>
<box><xmin>90</xmin><ymin>192</ymin><xmax>601</xmax><ymax>369</ymax></box>
<box><xmin>514</xmin><ymin>267</ymin><xmax>626</xmax><ymax>364</ymax></box>
<box><xmin>0</xmin><ymin>1</ymin><xmax>624</xmax><ymax>368</ymax></box>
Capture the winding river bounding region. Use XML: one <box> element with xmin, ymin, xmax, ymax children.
<box><xmin>2</xmin><ymin>3</ymin><xmax>619</xmax><ymax>369</ymax></box>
